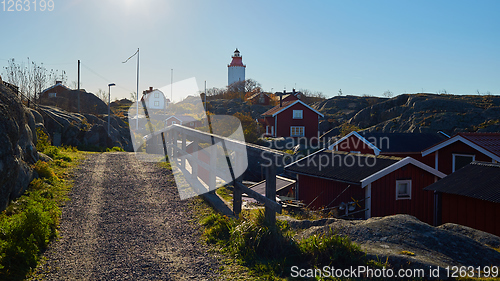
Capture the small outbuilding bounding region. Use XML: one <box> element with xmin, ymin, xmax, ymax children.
<box><xmin>424</xmin><ymin>161</ymin><xmax>500</xmax><ymax>236</ymax></box>
<box><xmin>285</xmin><ymin>150</ymin><xmax>446</xmax><ymax>224</ymax></box>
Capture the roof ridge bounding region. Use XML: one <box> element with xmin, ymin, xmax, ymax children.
<box><xmin>471</xmin><ymin>161</ymin><xmax>500</xmax><ymax>167</ymax></box>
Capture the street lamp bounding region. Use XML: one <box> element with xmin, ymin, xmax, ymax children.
<box><xmin>108</xmin><ymin>83</ymin><xmax>116</xmax><ymax>134</ymax></box>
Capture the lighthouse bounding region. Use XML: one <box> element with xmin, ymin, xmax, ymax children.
<box><xmin>227</xmin><ymin>48</ymin><xmax>246</xmax><ymax>86</ymax></box>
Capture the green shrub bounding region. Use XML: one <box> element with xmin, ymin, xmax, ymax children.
<box><xmin>106</xmin><ymin>146</ymin><xmax>125</xmax><ymax>152</ymax></box>
<box><xmin>33</xmin><ymin>161</ymin><xmax>57</xmax><ymax>180</ymax></box>
<box><xmin>201</xmin><ymin>213</ymin><xmax>234</xmax><ymax>244</ymax></box>
<box><xmin>35</xmin><ymin>128</ymin><xmax>50</xmax><ymax>152</ymax></box>
<box><xmin>299</xmin><ymin>229</ymin><xmax>366</xmax><ymax>267</ymax></box>
<box><xmin>43</xmin><ymin>146</ymin><xmax>60</xmax><ymax>159</ymax></box>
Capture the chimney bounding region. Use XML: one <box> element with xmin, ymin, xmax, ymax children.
<box><xmin>293</xmin><ymin>88</ymin><xmax>296</xmax><ymax>94</ymax></box>
<box><xmin>149</xmin><ymin>86</ymin><xmax>153</xmax><ymax>92</ymax></box>
<box><xmin>281</xmin><ymin>89</ymin><xmax>285</xmax><ymax>107</ymax></box>
<box><xmin>56</xmin><ymin>80</ymin><xmax>62</xmax><ymax>85</ymax></box>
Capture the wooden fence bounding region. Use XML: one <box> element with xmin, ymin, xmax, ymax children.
<box><xmin>145</xmin><ymin>124</ymin><xmax>282</xmax><ymax>222</ymax></box>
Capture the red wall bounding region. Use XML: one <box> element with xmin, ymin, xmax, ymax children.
<box><xmin>298</xmin><ymin>175</ymin><xmax>365</xmax><ymax>211</ymax></box>
<box><xmin>275</xmin><ymin>103</ymin><xmax>319</xmax><ymax>139</ymax></box>
<box><xmin>370</xmin><ymin>164</ymin><xmax>437</xmax><ymax>225</ymax></box>
<box><xmin>437</xmin><ymin>141</ymin><xmax>492</xmax><ymax>175</ymax></box>
<box><xmin>441</xmin><ymin>193</ymin><xmax>500</xmax><ymax>237</ymax></box>
<box><xmin>334</xmin><ymin>135</ymin><xmax>376</xmax><ymax>154</ymax></box>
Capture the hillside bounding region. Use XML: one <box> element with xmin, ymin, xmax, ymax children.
<box><xmin>315</xmin><ymin>93</ymin><xmax>500</xmax><ymax>137</ymax></box>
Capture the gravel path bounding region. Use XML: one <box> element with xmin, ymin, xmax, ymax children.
<box><xmin>31</xmin><ymin>152</ymin><xmax>220</xmax><ymax>280</ymax></box>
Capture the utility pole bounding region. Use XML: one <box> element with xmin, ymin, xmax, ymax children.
<box><xmin>77</xmin><ymin>60</ymin><xmax>80</xmax><ymax>113</ymax></box>
<box><xmin>171</xmin><ymin>69</ymin><xmax>173</xmax><ymax>102</ymax></box>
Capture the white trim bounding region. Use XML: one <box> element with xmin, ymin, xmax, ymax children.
<box><xmin>274</xmin><ymin>117</ymin><xmax>277</xmax><ymax>137</ymax></box>
<box><xmin>327</xmin><ymin>131</ymin><xmax>381</xmax><ymax>156</ymax></box>
<box><xmin>292</xmin><ymin>110</ymin><xmax>303</xmax><ymax>119</ymax></box>
<box><xmin>360</xmin><ymin>157</ymin><xmax>446</xmax><ymax>188</ymax></box>
<box><xmin>396</xmin><ymin>179</ymin><xmax>412</xmax><ymax>200</ymax></box>
<box><xmin>434</xmin><ymin>150</ymin><xmax>439</xmax><ymax>170</ymax></box>
<box><xmin>290</xmin><ymin>126</ymin><xmax>305</xmax><ymax>137</ymax></box>
<box><xmin>452</xmin><ymin>153</ymin><xmax>475</xmax><ymax>172</ymax></box>
<box><xmin>269</xmin><ymin>100</ymin><xmax>324</xmax><ymax>118</ymax></box>
<box><xmin>422</xmin><ymin>135</ymin><xmax>500</xmax><ymax>162</ymax></box>
<box><xmin>365</xmin><ymin>183</ymin><xmax>371</xmax><ymax>219</ymax></box>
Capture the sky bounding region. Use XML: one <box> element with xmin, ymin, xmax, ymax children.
<box><xmin>1</xmin><ymin>0</ymin><xmax>499</xmax><ymax>100</ymax></box>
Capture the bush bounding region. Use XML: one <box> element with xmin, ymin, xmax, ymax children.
<box><xmin>43</xmin><ymin>146</ymin><xmax>60</xmax><ymax>159</ymax></box>
<box><xmin>201</xmin><ymin>213</ymin><xmax>234</xmax><ymax>244</ymax></box>
<box><xmin>35</xmin><ymin>128</ymin><xmax>50</xmax><ymax>152</ymax></box>
<box><xmin>299</xmin><ymin>229</ymin><xmax>366</xmax><ymax>267</ymax></box>
<box><xmin>33</xmin><ymin>161</ymin><xmax>57</xmax><ymax>180</ymax></box>
<box><xmin>106</xmin><ymin>146</ymin><xmax>125</xmax><ymax>152</ymax></box>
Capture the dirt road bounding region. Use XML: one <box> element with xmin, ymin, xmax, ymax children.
<box><xmin>32</xmin><ymin>152</ymin><xmax>220</xmax><ymax>280</ymax></box>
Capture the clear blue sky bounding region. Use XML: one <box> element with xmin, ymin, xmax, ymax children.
<box><xmin>1</xmin><ymin>0</ymin><xmax>499</xmax><ymax>100</ymax></box>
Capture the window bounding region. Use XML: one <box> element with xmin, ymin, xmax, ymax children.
<box><xmin>350</xmin><ymin>151</ymin><xmax>361</xmax><ymax>154</ymax></box>
<box><xmin>154</xmin><ymin>101</ymin><xmax>160</xmax><ymax>107</ymax></box>
<box><xmin>293</xmin><ymin>110</ymin><xmax>303</xmax><ymax>119</ymax></box>
<box><xmin>259</xmin><ymin>97</ymin><xmax>265</xmax><ymax>104</ymax></box>
<box><xmin>452</xmin><ymin>154</ymin><xmax>475</xmax><ymax>172</ymax></box>
<box><xmin>171</xmin><ymin>121</ymin><xmax>176</xmax><ymax>125</ymax></box>
<box><xmin>396</xmin><ymin>180</ymin><xmax>412</xmax><ymax>200</ymax></box>
<box><xmin>154</xmin><ymin>92</ymin><xmax>160</xmax><ymax>98</ymax></box>
<box><xmin>290</xmin><ymin>126</ymin><xmax>305</xmax><ymax>137</ymax></box>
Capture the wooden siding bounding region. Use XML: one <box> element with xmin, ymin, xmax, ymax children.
<box><xmin>441</xmin><ymin>193</ymin><xmax>500</xmax><ymax>237</ymax></box>
<box><xmin>298</xmin><ymin>174</ymin><xmax>365</xmax><ymax>211</ymax></box>
<box><xmin>370</xmin><ymin>163</ymin><xmax>436</xmax><ymax>225</ymax></box>
<box><xmin>437</xmin><ymin>140</ymin><xmax>492</xmax><ymax>174</ymax></box>
<box><xmin>275</xmin><ymin>103</ymin><xmax>319</xmax><ymax>139</ymax></box>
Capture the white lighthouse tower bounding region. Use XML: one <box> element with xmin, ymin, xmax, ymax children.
<box><xmin>227</xmin><ymin>48</ymin><xmax>246</xmax><ymax>86</ymax></box>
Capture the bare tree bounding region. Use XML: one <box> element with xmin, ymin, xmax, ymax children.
<box><xmin>2</xmin><ymin>58</ymin><xmax>64</xmax><ymax>102</ymax></box>
<box><xmin>383</xmin><ymin>90</ymin><xmax>394</xmax><ymax>98</ymax></box>
<box><xmin>129</xmin><ymin>92</ymin><xmax>137</xmax><ymax>103</ymax></box>
<box><xmin>96</xmin><ymin>88</ymin><xmax>107</xmax><ymax>103</ymax></box>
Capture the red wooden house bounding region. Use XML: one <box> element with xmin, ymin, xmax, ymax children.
<box><xmin>328</xmin><ymin>131</ymin><xmax>448</xmax><ymax>167</ymax></box>
<box><xmin>285</xmin><ymin>150</ymin><xmax>446</xmax><ymax>224</ymax></box>
<box><xmin>424</xmin><ymin>161</ymin><xmax>500</xmax><ymax>236</ymax></box>
<box><xmin>421</xmin><ymin>132</ymin><xmax>500</xmax><ymax>174</ymax></box>
<box><xmin>246</xmin><ymin>92</ymin><xmax>272</xmax><ymax>105</ymax></box>
<box><xmin>165</xmin><ymin>115</ymin><xmax>203</xmax><ymax>128</ymax></box>
<box><xmin>39</xmin><ymin>81</ymin><xmax>71</xmax><ymax>99</ymax></box>
<box><xmin>275</xmin><ymin>89</ymin><xmax>303</xmax><ymax>102</ymax></box>
<box><xmin>261</xmin><ymin>99</ymin><xmax>323</xmax><ymax>139</ymax></box>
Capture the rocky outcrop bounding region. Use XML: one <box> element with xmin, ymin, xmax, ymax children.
<box><xmin>315</xmin><ymin>93</ymin><xmax>500</xmax><ymax>135</ymax></box>
<box><xmin>37</xmin><ymin>105</ymin><xmax>134</xmax><ymax>151</ymax></box>
<box><xmin>207</xmin><ymin>98</ymin><xmax>273</xmax><ymax>119</ymax></box>
<box><xmin>0</xmin><ymin>83</ymin><xmax>39</xmax><ymax>211</ymax></box>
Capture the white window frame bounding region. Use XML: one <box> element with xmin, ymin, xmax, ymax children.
<box><xmin>171</xmin><ymin>121</ymin><xmax>176</xmax><ymax>125</ymax></box>
<box><xmin>452</xmin><ymin>153</ymin><xmax>475</xmax><ymax>172</ymax></box>
<box><xmin>154</xmin><ymin>92</ymin><xmax>160</xmax><ymax>98</ymax></box>
<box><xmin>293</xmin><ymin>110</ymin><xmax>303</xmax><ymax>119</ymax></box>
<box><xmin>290</xmin><ymin>126</ymin><xmax>305</xmax><ymax>137</ymax></box>
<box><xmin>396</xmin><ymin>179</ymin><xmax>412</xmax><ymax>200</ymax></box>
<box><xmin>154</xmin><ymin>101</ymin><xmax>160</xmax><ymax>107</ymax></box>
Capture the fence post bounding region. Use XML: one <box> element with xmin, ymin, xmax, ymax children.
<box><xmin>265</xmin><ymin>164</ymin><xmax>276</xmax><ymax>225</ymax></box>
<box><xmin>233</xmin><ymin>150</ymin><xmax>243</xmax><ymax>218</ymax></box>
<box><xmin>181</xmin><ymin>131</ymin><xmax>186</xmax><ymax>169</ymax></box>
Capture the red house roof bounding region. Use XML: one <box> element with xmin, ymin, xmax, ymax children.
<box><xmin>422</xmin><ymin>132</ymin><xmax>500</xmax><ymax>161</ymax></box>
<box><xmin>261</xmin><ymin>100</ymin><xmax>324</xmax><ymax>117</ymax></box>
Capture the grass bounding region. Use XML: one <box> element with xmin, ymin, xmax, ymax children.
<box><xmin>0</xmin><ymin>131</ymin><xmax>83</xmax><ymax>281</ymax></box>
<box><xmin>198</xmin><ymin>207</ymin><xmax>382</xmax><ymax>280</ymax></box>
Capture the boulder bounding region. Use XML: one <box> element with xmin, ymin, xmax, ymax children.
<box><xmin>36</xmin><ymin>105</ymin><xmax>133</xmax><ymax>151</ymax></box>
<box><xmin>0</xmin><ymin>83</ymin><xmax>39</xmax><ymax>211</ymax></box>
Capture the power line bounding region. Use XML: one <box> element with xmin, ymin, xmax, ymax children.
<box><xmin>80</xmin><ymin>62</ymin><xmax>134</xmax><ymax>93</ymax></box>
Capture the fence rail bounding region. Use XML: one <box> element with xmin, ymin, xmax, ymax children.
<box><xmin>146</xmin><ymin>124</ymin><xmax>282</xmax><ymax>222</ymax></box>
